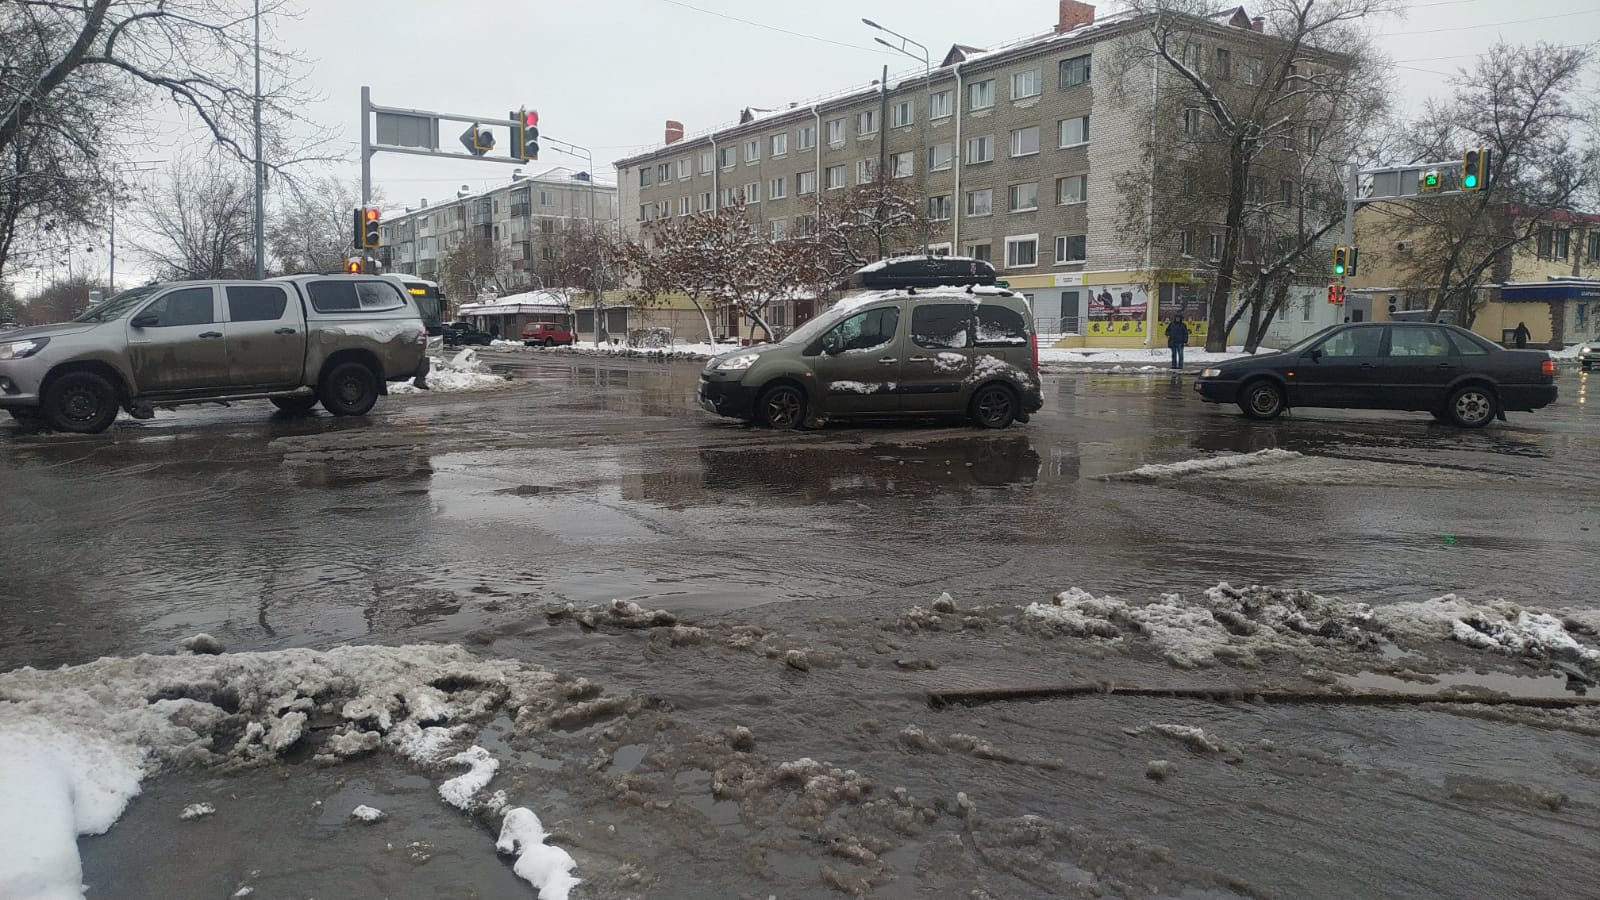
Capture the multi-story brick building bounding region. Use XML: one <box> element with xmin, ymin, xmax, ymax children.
<box><xmin>377</xmin><ymin>166</ymin><xmax>617</xmax><ymax>300</ymax></box>
<box><xmin>614</xmin><ymin>2</ymin><xmax>1342</xmax><ymax>346</ymax></box>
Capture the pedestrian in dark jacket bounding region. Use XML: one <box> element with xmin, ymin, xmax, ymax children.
<box><xmin>1166</xmin><ymin>316</ymin><xmax>1190</xmax><ymax>369</ymax></box>
<box><xmin>1513</xmin><ymin>321</ymin><xmax>1530</xmax><ymax>349</ymax></box>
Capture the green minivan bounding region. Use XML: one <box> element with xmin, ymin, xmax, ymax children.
<box><xmin>698</xmin><ymin>258</ymin><xmax>1044</xmax><ymax>429</ymax></box>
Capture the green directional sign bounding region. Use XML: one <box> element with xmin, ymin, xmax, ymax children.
<box><xmin>994</xmin><ymin>280</ymin><xmax>1010</xmax><ymax>288</ymax></box>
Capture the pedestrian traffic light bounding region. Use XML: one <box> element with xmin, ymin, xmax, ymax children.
<box><xmin>1333</xmin><ymin>245</ymin><xmax>1349</xmax><ymax>277</ymax></box>
<box><xmin>1420</xmin><ymin>169</ymin><xmax>1441</xmax><ymax>192</ymax></box>
<box><xmin>1462</xmin><ymin>146</ymin><xmax>1489</xmax><ymax>191</ymax></box>
<box><xmin>346</xmin><ymin>258</ymin><xmax>364</xmax><ymax>274</ymax></box>
<box><xmin>362</xmin><ymin>208</ymin><xmax>381</xmax><ymax>249</ymax></box>
<box><xmin>1328</xmin><ymin>283</ymin><xmax>1345</xmax><ymax>305</ymax></box>
<box><xmin>510</xmin><ymin>108</ymin><xmax>540</xmax><ymax>161</ymax></box>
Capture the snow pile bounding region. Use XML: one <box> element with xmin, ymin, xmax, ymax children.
<box><xmin>0</xmin><ymin>644</ymin><xmax>584</xmax><ymax>900</ymax></box>
<box><xmin>497</xmin><ymin>340</ymin><xmax>735</xmax><ymax>361</ymax></box>
<box><xmin>1103</xmin><ymin>449</ymin><xmax>1302</xmax><ymax>482</ymax></box>
<box><xmin>439</xmin><ymin>746</ymin><xmax>500</xmax><ymax>811</ymax></box>
<box><xmin>350</xmin><ymin>805</ymin><xmax>385</xmax><ymax>823</ymax></box>
<box><xmin>178</xmin><ymin>802</ymin><xmax>215</xmax><ymax>820</ymax></box>
<box><xmin>1038</xmin><ymin>346</ymin><xmax>1259</xmax><ymax>368</ymax></box>
<box><xmin>1027</xmin><ymin>584</ymin><xmax>1600</xmax><ymax>672</ymax></box>
<box><xmin>391</xmin><ymin>348</ymin><xmax>509</xmax><ymax>394</ymax></box>
<box><xmin>497</xmin><ymin>807</ymin><xmax>582</xmax><ymax>900</ymax></box>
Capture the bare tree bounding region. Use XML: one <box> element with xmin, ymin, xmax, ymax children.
<box><xmin>437</xmin><ymin>238</ymin><xmax>503</xmax><ymax>306</ymax></box>
<box><xmin>631</xmin><ymin>202</ymin><xmax>747</xmax><ymax>341</ymax></box>
<box><xmin>1116</xmin><ymin>0</ymin><xmax>1399</xmax><ymax>350</ymax></box>
<box><xmin>0</xmin><ymin>0</ymin><xmax>331</xmax><ymax>278</ymax></box>
<box><xmin>131</xmin><ymin>155</ymin><xmax>253</xmax><ymax>280</ymax></box>
<box><xmin>1370</xmin><ymin>42</ymin><xmax>1597</xmax><ymax>324</ymax></box>
<box><xmin>813</xmin><ymin>173</ymin><xmax>934</xmax><ymax>284</ymax></box>
<box><xmin>269</xmin><ymin>176</ymin><xmax>370</xmax><ymax>275</ymax></box>
<box><xmin>18</xmin><ymin>274</ymin><xmax>113</xmax><ymax>325</ymax></box>
<box><xmin>540</xmin><ymin>220</ymin><xmax>630</xmax><ymax>340</ymax></box>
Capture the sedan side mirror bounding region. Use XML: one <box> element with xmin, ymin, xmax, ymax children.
<box><xmin>1307</xmin><ymin>348</ymin><xmax>1323</xmax><ymax>362</ymax></box>
<box><xmin>131</xmin><ymin>311</ymin><xmax>159</xmax><ymax>328</ymax></box>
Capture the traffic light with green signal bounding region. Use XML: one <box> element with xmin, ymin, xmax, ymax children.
<box><xmin>1462</xmin><ymin>146</ymin><xmax>1490</xmax><ymax>191</ymax></box>
<box><xmin>1333</xmin><ymin>245</ymin><xmax>1349</xmax><ymax>277</ymax></box>
<box><xmin>1420</xmin><ymin>169</ymin><xmax>1441</xmax><ymax>192</ymax></box>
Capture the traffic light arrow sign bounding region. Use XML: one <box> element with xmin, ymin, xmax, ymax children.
<box><xmin>460</xmin><ymin>124</ymin><xmax>487</xmax><ymax>157</ymax></box>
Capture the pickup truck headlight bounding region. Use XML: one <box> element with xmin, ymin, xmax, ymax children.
<box><xmin>716</xmin><ymin>353</ymin><xmax>761</xmax><ymax>371</ymax></box>
<box><xmin>1200</xmin><ymin>368</ymin><xmax>1222</xmax><ymax>378</ymax></box>
<box><xmin>0</xmin><ymin>337</ymin><xmax>48</xmax><ymax>361</ymax></box>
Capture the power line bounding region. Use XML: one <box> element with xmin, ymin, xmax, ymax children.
<box><xmin>1388</xmin><ymin>8</ymin><xmax>1600</xmax><ymax>36</ymax></box>
<box><xmin>1395</xmin><ymin>41</ymin><xmax>1597</xmax><ymax>63</ymax></box>
<box><xmin>657</xmin><ymin>0</ymin><xmax>889</xmax><ymax>54</ymax></box>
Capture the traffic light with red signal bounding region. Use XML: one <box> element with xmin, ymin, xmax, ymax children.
<box><xmin>1327</xmin><ymin>283</ymin><xmax>1346</xmax><ymax>305</ymax></box>
<box><xmin>511</xmin><ymin>108</ymin><xmax>540</xmax><ymax>161</ymax></box>
<box><xmin>346</xmin><ymin>258</ymin><xmax>364</xmax><ymax>274</ymax></box>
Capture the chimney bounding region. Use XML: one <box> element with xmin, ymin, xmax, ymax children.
<box><xmin>664</xmin><ymin>120</ymin><xmax>685</xmax><ymax>144</ymax></box>
<box><xmin>1056</xmin><ymin>0</ymin><xmax>1095</xmax><ymax>33</ymax></box>
<box><xmin>1251</xmin><ymin>16</ymin><xmax>1265</xmax><ymax>32</ymax></box>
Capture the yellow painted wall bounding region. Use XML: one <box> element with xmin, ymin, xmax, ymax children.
<box><xmin>1471</xmin><ymin>301</ymin><xmax>1555</xmax><ymax>346</ymax></box>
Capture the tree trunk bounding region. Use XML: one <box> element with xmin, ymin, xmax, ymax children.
<box><xmin>1247</xmin><ymin>278</ymin><xmax>1292</xmax><ymax>353</ymax></box>
<box><xmin>1206</xmin><ymin>146</ymin><xmax>1249</xmax><ymax>352</ymax></box>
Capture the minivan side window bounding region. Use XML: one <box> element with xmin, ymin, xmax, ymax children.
<box><xmin>307</xmin><ymin>281</ymin><xmax>359</xmax><ymax>313</ymax></box>
<box><xmin>975</xmin><ymin>305</ymin><xmax>1029</xmax><ymax>346</ymax></box>
<box><xmin>821</xmin><ymin>307</ymin><xmax>900</xmax><ymax>354</ymax></box>
<box><xmin>912</xmin><ymin>305</ymin><xmax>972</xmax><ymax>349</ymax></box>
<box><xmin>226</xmin><ymin>285</ymin><xmax>289</xmax><ymax>322</ymax></box>
<box><xmin>141</xmin><ymin>287</ymin><xmax>214</xmax><ymax>327</ymax></box>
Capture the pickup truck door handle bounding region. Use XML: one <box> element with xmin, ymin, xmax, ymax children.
<box><xmin>274</xmin><ymin>327</ymin><xmax>297</xmax><ymax>335</ymax></box>
<box><xmin>907</xmin><ymin>356</ymin><xmax>930</xmax><ymax>363</ymax></box>
<box><xmin>198</xmin><ymin>331</ymin><xmax>223</xmax><ymax>339</ymax></box>
<box><xmin>878</xmin><ymin>358</ymin><xmax>899</xmax><ymax>365</ymax></box>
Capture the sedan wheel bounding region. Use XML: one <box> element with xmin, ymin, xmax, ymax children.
<box><xmin>1447</xmin><ymin>385</ymin><xmax>1496</xmax><ymax>428</ymax></box>
<box><xmin>1239</xmin><ymin>380</ymin><xmax>1285</xmax><ymax>420</ymax></box>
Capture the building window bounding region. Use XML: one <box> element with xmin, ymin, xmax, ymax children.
<box><xmin>1011</xmin><ymin>68</ymin><xmax>1042</xmax><ymax>100</ymax></box>
<box><xmin>1055</xmin><ymin>234</ymin><xmax>1087</xmax><ymax>264</ymax></box>
<box><xmin>700</xmin><ymin>191</ymin><xmax>713</xmax><ymax>211</ymax></box>
<box><xmin>797</xmin><ymin>170</ymin><xmax>816</xmax><ymax>194</ymax></box>
<box><xmin>679</xmin><ymin>158</ymin><xmax>692</xmax><ymax>179</ymax></box>
<box><xmin>771</xmin><ymin>218</ymin><xmax>788</xmax><ymax>240</ymax></box>
<box><xmin>1280</xmin><ymin>179</ymin><xmax>1296</xmax><ymax>205</ymax></box>
<box><xmin>744</xmin><ymin>181</ymin><xmax>760</xmax><ymax>203</ymax></box>
<box><xmin>700</xmin><ymin>150</ymin><xmax>714</xmax><ymax>174</ymax></box>
<box><xmin>719</xmin><ymin>146</ymin><xmax>736</xmax><ymax>168</ymax></box>
<box><xmin>719</xmin><ymin>188</ymin><xmax>735</xmax><ymax>207</ymax></box>
<box><xmin>1182</xmin><ymin>42</ymin><xmax>1202</xmax><ymax>71</ymax></box>
<box><xmin>1215</xmin><ymin>48</ymin><xmax>1231</xmax><ymax>80</ymax></box>
<box><xmin>1005</xmin><ymin>235</ymin><xmax>1039</xmax><ymax>268</ymax></box>
<box><xmin>825</xmin><ymin>164</ymin><xmax>846</xmax><ymax>190</ymax></box>
<box><xmin>1537</xmin><ymin>228</ymin><xmax>1554</xmax><ymax>259</ymax></box>
<box><xmin>638</xmin><ymin>204</ymin><xmax>650</xmax><ymax>222</ymax></box>
<box><xmin>745</xmin><ymin>139</ymin><xmax>760</xmax><ymax>164</ymax></box>
<box><xmin>797</xmin><ymin>126</ymin><xmax>815</xmax><ymax>150</ymax></box>
<box><xmin>929</xmin><ymin>142</ymin><xmax>954</xmax><ymax>171</ymax></box>
<box><xmin>969</xmin><ymin>79</ymin><xmax>995</xmax><ymax>111</ymax></box>
<box><xmin>1242</xmin><ymin>56</ymin><xmax>1263</xmax><ymax>85</ymax></box>
<box><xmin>1060</xmin><ymin>55</ymin><xmax>1091</xmax><ymax>88</ymax></box>
<box><xmin>1179</xmin><ymin>230</ymin><xmax>1193</xmax><ymax>257</ymax></box>
<box><xmin>857</xmin><ymin>109</ymin><xmax>879</xmax><ymax>135</ymax></box>
<box><xmin>1305</xmin><ymin>125</ymin><xmax>1323</xmax><ymax>152</ymax></box>
<box><xmin>891</xmin><ymin>151</ymin><xmax>914</xmax><ymax>179</ymax></box>
<box><xmin>1588</xmin><ymin>231</ymin><xmax>1600</xmax><ymax>262</ymax></box>
<box><xmin>930</xmin><ymin>89</ymin><xmax>953</xmax><ymax>119</ymax></box>
<box><xmin>1058</xmin><ymin>116</ymin><xmax>1089</xmax><ymax>148</ymax></box>
<box><xmin>1008</xmin><ymin>182</ymin><xmax>1039</xmax><ymax>212</ymax></box>
<box><xmin>1010</xmin><ymin>126</ymin><xmax>1040</xmax><ymax>157</ymax></box>
<box><xmin>1057</xmin><ymin>174</ymin><xmax>1087</xmax><ymax>205</ymax></box>
<box><xmin>825</xmin><ymin>118</ymin><xmax>845</xmax><ymax>144</ymax></box>
<box><xmin>1208</xmin><ymin>233</ymin><xmax>1224</xmax><ymax>260</ymax></box>
<box><xmin>966</xmin><ymin>188</ymin><xmax>993</xmax><ymax>217</ymax></box>
<box><xmin>658</xmin><ymin>162</ymin><xmax>672</xmax><ymax>183</ymax></box>
<box><xmin>968</xmin><ymin>242</ymin><xmax>992</xmax><ymax>262</ymax></box>
<box><xmin>769</xmin><ymin>176</ymin><xmax>786</xmax><ymax>199</ymax></box>
<box><xmin>771</xmin><ymin>133</ymin><xmax>788</xmax><ymax>157</ymax></box>
<box><xmin>1555</xmin><ymin>228</ymin><xmax>1571</xmax><ymax>260</ymax></box>
<box><xmin>892</xmin><ymin>99</ymin><xmax>914</xmax><ymax>128</ymax></box>
<box><xmin>856</xmin><ymin>158</ymin><xmax>878</xmax><ymax>183</ymax></box>
<box><xmin>638</xmin><ymin>167</ymin><xmax>653</xmax><ymax>187</ymax></box>
<box><xmin>967</xmin><ymin>134</ymin><xmax>994</xmax><ymax>164</ymax></box>
<box><xmin>1183</xmin><ymin>109</ymin><xmax>1201</xmax><ymax>136</ymax></box>
<box><xmin>678</xmin><ymin>196</ymin><xmax>691</xmax><ymax>216</ymax></box>
<box><xmin>929</xmin><ymin>195</ymin><xmax>953</xmax><ymax>221</ymax></box>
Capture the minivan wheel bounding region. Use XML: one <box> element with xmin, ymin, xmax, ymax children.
<box><xmin>1239</xmin><ymin>379</ymin><xmax>1285</xmax><ymax>420</ymax></box>
<box><xmin>319</xmin><ymin>361</ymin><xmax>380</xmax><ymax>417</ymax></box>
<box><xmin>758</xmin><ymin>384</ymin><xmax>806</xmax><ymax>430</ymax></box>
<box><xmin>971</xmin><ymin>384</ymin><xmax>1017</xmax><ymax>429</ymax></box>
<box><xmin>42</xmin><ymin>371</ymin><xmax>120</xmax><ymax>433</ymax></box>
<box><xmin>271</xmin><ymin>396</ymin><xmax>319</xmax><ymax>414</ymax></box>
<box><xmin>1447</xmin><ymin>385</ymin><xmax>1496</xmax><ymax>428</ymax></box>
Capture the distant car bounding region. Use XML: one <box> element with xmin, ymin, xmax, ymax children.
<box><xmin>0</xmin><ymin>322</ymin><xmax>19</xmax><ymax>332</ymax></box>
<box><xmin>522</xmin><ymin>322</ymin><xmax>575</xmax><ymax>347</ymax></box>
<box><xmin>441</xmin><ymin>322</ymin><xmax>492</xmax><ymax>347</ymax></box>
<box><xmin>1194</xmin><ymin>322</ymin><xmax>1557</xmax><ymax>428</ymax></box>
<box><xmin>1577</xmin><ymin>340</ymin><xmax>1600</xmax><ymax>371</ymax></box>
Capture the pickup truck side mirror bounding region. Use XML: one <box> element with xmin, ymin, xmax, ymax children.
<box><xmin>131</xmin><ymin>311</ymin><xmax>159</xmax><ymax>328</ymax></box>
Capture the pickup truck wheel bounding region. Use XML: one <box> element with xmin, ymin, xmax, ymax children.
<box><xmin>319</xmin><ymin>362</ymin><xmax>380</xmax><ymax>417</ymax></box>
<box><xmin>42</xmin><ymin>371</ymin><xmax>119</xmax><ymax>433</ymax></box>
<box><xmin>271</xmin><ymin>396</ymin><xmax>319</xmax><ymax>414</ymax></box>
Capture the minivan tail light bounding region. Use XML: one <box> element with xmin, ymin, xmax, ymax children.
<box><xmin>1541</xmin><ymin>358</ymin><xmax>1556</xmax><ymax>377</ymax></box>
<box><xmin>1030</xmin><ymin>332</ymin><xmax>1040</xmax><ymax>373</ymax></box>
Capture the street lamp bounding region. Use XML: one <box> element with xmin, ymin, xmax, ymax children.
<box><xmin>862</xmin><ymin>17</ymin><xmax>931</xmax><ymax>256</ymax></box>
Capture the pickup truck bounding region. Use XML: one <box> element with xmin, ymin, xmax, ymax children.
<box><xmin>521</xmin><ymin>322</ymin><xmax>575</xmax><ymax>347</ymax></box>
<box><xmin>441</xmin><ymin>322</ymin><xmax>494</xmax><ymax>347</ymax></box>
<box><xmin>0</xmin><ymin>275</ymin><xmax>430</xmax><ymax>433</ymax></box>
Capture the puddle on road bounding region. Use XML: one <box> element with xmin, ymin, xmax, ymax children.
<box><xmin>1339</xmin><ymin>669</ymin><xmax>1579</xmax><ymax>699</ymax></box>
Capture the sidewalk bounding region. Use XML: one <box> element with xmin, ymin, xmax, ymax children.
<box><xmin>1039</xmin><ymin>346</ymin><xmax>1263</xmax><ymax>374</ymax></box>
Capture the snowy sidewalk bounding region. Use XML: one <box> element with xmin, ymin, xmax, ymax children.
<box><xmin>1038</xmin><ymin>346</ymin><xmax>1263</xmax><ymax>373</ymax></box>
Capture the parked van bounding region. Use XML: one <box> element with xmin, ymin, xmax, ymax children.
<box><xmin>698</xmin><ymin>257</ymin><xmax>1043</xmax><ymax>429</ymax></box>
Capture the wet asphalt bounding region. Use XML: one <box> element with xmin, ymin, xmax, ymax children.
<box><xmin>5</xmin><ymin>354</ymin><xmax>1600</xmax><ymax>898</ymax></box>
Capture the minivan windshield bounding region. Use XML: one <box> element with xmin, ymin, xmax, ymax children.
<box><xmin>73</xmin><ymin>286</ymin><xmax>161</xmax><ymax>323</ymax></box>
<box><xmin>780</xmin><ymin>298</ymin><xmax>889</xmax><ymax>347</ymax></box>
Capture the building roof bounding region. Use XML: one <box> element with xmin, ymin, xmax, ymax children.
<box><xmin>457</xmin><ymin>288</ymin><xmax>577</xmax><ymax>316</ymax></box>
<box><xmin>384</xmin><ymin>166</ymin><xmax>616</xmax><ymax>220</ymax></box>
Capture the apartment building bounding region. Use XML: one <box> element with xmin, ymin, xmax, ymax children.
<box><xmin>615</xmin><ymin>2</ymin><xmax>1339</xmax><ymax>345</ymax></box>
<box><xmin>378</xmin><ymin>166</ymin><xmax>617</xmax><ymax>299</ymax></box>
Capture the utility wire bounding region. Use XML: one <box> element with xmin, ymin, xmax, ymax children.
<box><xmin>1388</xmin><ymin>8</ymin><xmax>1600</xmax><ymax>35</ymax></box>
<box><xmin>657</xmin><ymin>0</ymin><xmax>890</xmax><ymax>54</ymax></box>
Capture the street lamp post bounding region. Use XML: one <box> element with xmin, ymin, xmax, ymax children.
<box><xmin>862</xmin><ymin>18</ymin><xmax>931</xmax><ymax>257</ymax></box>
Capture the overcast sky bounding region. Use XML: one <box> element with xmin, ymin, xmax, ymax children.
<box><xmin>30</xmin><ymin>0</ymin><xmax>1600</xmax><ymax>289</ymax></box>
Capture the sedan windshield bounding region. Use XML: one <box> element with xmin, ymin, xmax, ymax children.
<box><xmin>73</xmin><ymin>286</ymin><xmax>161</xmax><ymax>323</ymax></box>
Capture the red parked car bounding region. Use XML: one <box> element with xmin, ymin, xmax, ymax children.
<box><xmin>521</xmin><ymin>322</ymin><xmax>575</xmax><ymax>347</ymax></box>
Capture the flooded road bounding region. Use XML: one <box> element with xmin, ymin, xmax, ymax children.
<box><xmin>4</xmin><ymin>356</ymin><xmax>1600</xmax><ymax>898</ymax></box>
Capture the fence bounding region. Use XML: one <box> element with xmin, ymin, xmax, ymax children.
<box><xmin>1033</xmin><ymin>316</ymin><xmax>1082</xmax><ymax>343</ymax></box>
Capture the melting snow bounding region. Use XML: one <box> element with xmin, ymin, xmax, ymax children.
<box><xmin>497</xmin><ymin>807</ymin><xmax>582</xmax><ymax>900</ymax></box>
<box><xmin>1103</xmin><ymin>449</ymin><xmax>1302</xmax><ymax>482</ymax></box>
<box><xmin>391</xmin><ymin>348</ymin><xmax>508</xmax><ymax>394</ymax></box>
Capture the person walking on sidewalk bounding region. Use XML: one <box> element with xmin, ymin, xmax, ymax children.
<box><xmin>1166</xmin><ymin>315</ymin><xmax>1190</xmax><ymax>370</ymax></box>
<box><xmin>1513</xmin><ymin>321</ymin><xmax>1530</xmax><ymax>349</ymax></box>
